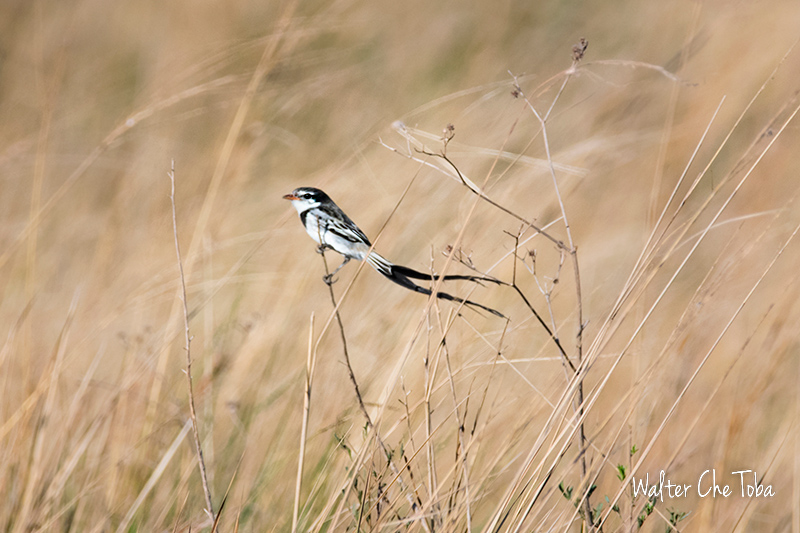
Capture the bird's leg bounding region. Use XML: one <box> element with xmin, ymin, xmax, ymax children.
<box><xmin>323</xmin><ymin>256</ymin><xmax>350</xmax><ymax>285</ymax></box>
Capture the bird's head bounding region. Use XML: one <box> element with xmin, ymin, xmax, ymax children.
<box><xmin>282</xmin><ymin>187</ymin><xmax>330</xmax><ymax>213</ymax></box>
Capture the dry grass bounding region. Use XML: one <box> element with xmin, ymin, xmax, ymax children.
<box><xmin>2</xmin><ymin>1</ymin><xmax>800</xmax><ymax>531</ymax></box>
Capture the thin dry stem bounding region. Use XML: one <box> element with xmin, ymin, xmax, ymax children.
<box><xmin>318</xmin><ymin>250</ymin><xmax>370</xmax><ymax>422</ymax></box>
<box><xmin>513</xmin><ymin>64</ymin><xmax>597</xmax><ymax>529</ymax></box>
<box><xmin>317</xmin><ymin>248</ymin><xmax>430</xmax><ymax>531</ymax></box>
<box><xmin>436</xmin><ymin>308</ymin><xmax>473</xmax><ymax>531</ymax></box>
<box><xmin>292</xmin><ymin>312</ymin><xmax>316</xmax><ymax>533</ymax></box>
<box><xmin>146</xmin><ymin>0</ymin><xmax>301</xmax><ymax>437</ymax></box>
<box><xmin>169</xmin><ymin>161</ymin><xmax>215</xmax><ymax>520</ymax></box>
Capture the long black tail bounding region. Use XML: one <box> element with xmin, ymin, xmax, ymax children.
<box><xmin>366</xmin><ymin>252</ymin><xmax>505</xmax><ymax>318</ymax></box>
<box><xmin>392</xmin><ymin>264</ymin><xmax>506</xmax><ymax>285</ymax></box>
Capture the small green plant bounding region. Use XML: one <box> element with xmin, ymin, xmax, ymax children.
<box><xmin>605</xmin><ymin>495</ymin><xmax>620</xmax><ymax>515</ymax></box>
<box><xmin>666</xmin><ymin>508</ymin><xmax>689</xmax><ymax>531</ymax></box>
<box><xmin>637</xmin><ymin>496</ymin><xmax>657</xmax><ymax>528</ymax></box>
<box><xmin>558</xmin><ymin>481</ymin><xmax>574</xmax><ymax>503</ymax></box>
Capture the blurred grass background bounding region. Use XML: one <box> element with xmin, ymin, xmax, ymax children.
<box><xmin>2</xmin><ymin>0</ymin><xmax>800</xmax><ymax>530</ymax></box>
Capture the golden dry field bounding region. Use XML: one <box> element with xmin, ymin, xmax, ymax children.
<box><xmin>2</xmin><ymin>0</ymin><xmax>800</xmax><ymax>531</ymax></box>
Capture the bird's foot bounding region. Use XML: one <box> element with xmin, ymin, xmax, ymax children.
<box><xmin>316</xmin><ymin>244</ymin><xmax>332</xmax><ymax>254</ymax></box>
<box><xmin>323</xmin><ymin>273</ymin><xmax>338</xmax><ymax>285</ymax></box>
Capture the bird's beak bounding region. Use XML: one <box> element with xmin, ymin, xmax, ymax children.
<box><xmin>283</xmin><ymin>193</ymin><xmax>299</xmax><ymax>201</ymax></box>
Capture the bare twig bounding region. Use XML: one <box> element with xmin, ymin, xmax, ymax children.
<box><xmin>416</xmin><ymin>146</ymin><xmax>567</xmax><ymax>251</ymax></box>
<box><xmin>318</xmin><ymin>248</ymin><xmax>371</xmax><ymax>423</ymax></box>
<box><xmin>147</xmin><ymin>0</ymin><xmax>301</xmax><ymax>443</ymax></box>
<box><xmin>169</xmin><ymin>160</ymin><xmax>214</xmax><ymax>520</ymax></box>
<box><xmin>383</xmin><ymin>121</ymin><xmax>569</xmax><ymax>250</ymax></box>
<box><xmin>391</xmin><ymin>133</ymin><xmax>575</xmax><ymax>368</ymax></box>
<box><xmin>317</xmin><ymin>248</ymin><xmax>430</xmax><ymax>531</ymax></box>
<box><xmin>511</xmin><ymin>61</ymin><xmax>594</xmax><ymax>530</ymax></box>
<box><xmin>507</xmin><ymin>229</ymin><xmax>575</xmax><ymax>373</ymax></box>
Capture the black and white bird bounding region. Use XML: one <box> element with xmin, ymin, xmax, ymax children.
<box><xmin>283</xmin><ymin>187</ymin><xmax>504</xmax><ymax>317</ymax></box>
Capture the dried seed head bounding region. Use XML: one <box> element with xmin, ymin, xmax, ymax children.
<box><xmin>572</xmin><ymin>37</ymin><xmax>588</xmax><ymax>62</ymax></box>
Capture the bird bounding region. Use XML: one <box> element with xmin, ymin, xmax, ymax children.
<box><xmin>283</xmin><ymin>187</ymin><xmax>505</xmax><ymax>317</ymax></box>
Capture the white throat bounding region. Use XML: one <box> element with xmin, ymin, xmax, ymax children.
<box><xmin>291</xmin><ymin>199</ymin><xmax>318</xmax><ymax>215</ymax></box>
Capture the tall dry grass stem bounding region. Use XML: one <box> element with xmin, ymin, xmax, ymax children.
<box><xmin>145</xmin><ymin>0</ymin><xmax>301</xmax><ymax>439</ymax></box>
<box><xmin>169</xmin><ymin>160</ymin><xmax>215</xmax><ymax>521</ymax></box>
<box><xmin>292</xmin><ymin>312</ymin><xmax>316</xmax><ymax>533</ymax></box>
